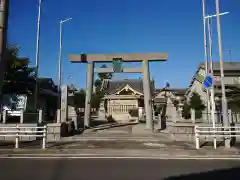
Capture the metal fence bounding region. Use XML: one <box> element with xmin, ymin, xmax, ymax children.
<box><xmin>0</xmin><ymin>125</ymin><xmax>47</xmax><ymax>149</ymax></box>
<box><xmin>195</xmin><ymin>125</ymin><xmax>240</xmax><ymax>150</ymax></box>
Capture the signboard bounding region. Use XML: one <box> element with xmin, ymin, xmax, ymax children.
<box><xmin>15</xmin><ymin>95</ymin><xmax>27</xmax><ymax>110</ymax></box>
<box><xmin>112</xmin><ymin>58</ymin><xmax>123</xmax><ymax>73</ymax></box>
<box><xmin>1</xmin><ymin>94</ymin><xmax>27</xmax><ymax>111</ymax></box>
<box><xmin>203</xmin><ymin>75</ymin><xmax>213</xmax><ymax>89</ymax></box>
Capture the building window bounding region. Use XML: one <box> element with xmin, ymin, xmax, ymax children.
<box><xmin>233</xmin><ymin>77</ymin><xmax>240</xmax><ymax>84</ymax></box>
<box><xmin>111</xmin><ymin>104</ymin><xmax>136</xmax><ymax>113</ymax></box>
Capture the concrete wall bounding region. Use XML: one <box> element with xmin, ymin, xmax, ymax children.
<box><xmin>46</xmin><ymin>123</ymin><xmax>61</xmax><ymax>142</ymax></box>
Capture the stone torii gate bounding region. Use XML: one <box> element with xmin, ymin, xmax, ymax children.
<box><xmin>69</xmin><ymin>53</ymin><xmax>168</xmax><ymax>130</ymax></box>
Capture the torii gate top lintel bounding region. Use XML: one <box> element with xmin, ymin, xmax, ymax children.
<box><xmin>69</xmin><ymin>52</ymin><xmax>168</xmax><ymax>63</ymax></box>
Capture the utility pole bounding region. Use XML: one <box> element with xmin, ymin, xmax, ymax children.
<box><xmin>0</xmin><ymin>0</ymin><xmax>9</xmax><ymax>100</ymax></box>
<box><xmin>207</xmin><ymin>17</ymin><xmax>217</xmax><ymax>148</ymax></box>
<box><xmin>58</xmin><ymin>17</ymin><xmax>72</xmax><ymax>92</ymax></box>
<box><xmin>202</xmin><ymin>0</ymin><xmax>210</xmax><ymax>123</ymax></box>
<box><xmin>215</xmin><ymin>0</ymin><xmax>230</xmax><ymax>148</ymax></box>
<box><xmin>34</xmin><ymin>0</ymin><xmax>42</xmax><ymax>110</ymax></box>
<box><xmin>205</xmin><ymin>11</ymin><xmax>229</xmax><ymax>149</ymax></box>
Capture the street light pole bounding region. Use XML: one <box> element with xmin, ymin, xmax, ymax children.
<box><xmin>215</xmin><ymin>0</ymin><xmax>230</xmax><ymax>148</ymax></box>
<box><xmin>34</xmin><ymin>0</ymin><xmax>42</xmax><ymax>110</ymax></box>
<box><xmin>57</xmin><ymin>18</ymin><xmax>72</xmax><ymax>92</ymax></box>
<box><xmin>202</xmin><ymin>0</ymin><xmax>210</xmax><ymax>123</ymax></box>
<box><xmin>58</xmin><ymin>22</ymin><xmax>63</xmax><ymax>92</ymax></box>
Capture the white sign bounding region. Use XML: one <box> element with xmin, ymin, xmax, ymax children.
<box><xmin>16</xmin><ymin>95</ymin><xmax>27</xmax><ymax>110</ymax></box>
<box><xmin>1</xmin><ymin>94</ymin><xmax>27</xmax><ymax>112</ymax></box>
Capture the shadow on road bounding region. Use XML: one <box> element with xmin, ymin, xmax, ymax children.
<box><xmin>164</xmin><ymin>166</ymin><xmax>240</xmax><ymax>180</ymax></box>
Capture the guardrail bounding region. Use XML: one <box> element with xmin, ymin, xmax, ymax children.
<box><xmin>0</xmin><ymin>125</ymin><xmax>47</xmax><ymax>149</ymax></box>
<box><xmin>195</xmin><ymin>126</ymin><xmax>240</xmax><ymax>149</ymax></box>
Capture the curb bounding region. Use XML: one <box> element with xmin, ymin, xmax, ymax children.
<box><xmin>0</xmin><ymin>148</ymin><xmax>240</xmax><ymax>159</ymax></box>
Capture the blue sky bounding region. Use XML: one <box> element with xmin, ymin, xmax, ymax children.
<box><xmin>8</xmin><ymin>0</ymin><xmax>240</xmax><ymax>88</ymax></box>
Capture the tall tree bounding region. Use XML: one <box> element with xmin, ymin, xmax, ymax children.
<box><xmin>189</xmin><ymin>92</ymin><xmax>205</xmax><ymax>118</ymax></box>
<box><xmin>2</xmin><ymin>45</ymin><xmax>35</xmax><ymax>94</ymax></box>
<box><xmin>94</xmin><ymin>64</ymin><xmax>113</xmax><ymax>93</ymax></box>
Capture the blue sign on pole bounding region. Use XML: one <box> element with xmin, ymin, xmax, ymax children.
<box><xmin>203</xmin><ymin>75</ymin><xmax>213</xmax><ymax>88</ymax></box>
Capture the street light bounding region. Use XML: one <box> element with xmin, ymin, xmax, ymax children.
<box><xmin>205</xmin><ymin>11</ymin><xmax>230</xmax><ymax>149</ymax></box>
<box><xmin>205</xmin><ymin>12</ymin><xmax>230</xmax><ymax>19</ymax></box>
<box><xmin>34</xmin><ymin>0</ymin><xmax>42</xmax><ymax>110</ymax></box>
<box><xmin>215</xmin><ymin>0</ymin><xmax>230</xmax><ymax>148</ymax></box>
<box><xmin>57</xmin><ymin>17</ymin><xmax>72</xmax><ymax>92</ymax></box>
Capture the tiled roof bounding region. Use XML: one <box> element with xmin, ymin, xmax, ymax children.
<box><xmin>101</xmin><ymin>79</ymin><xmax>155</xmax><ymax>94</ymax></box>
<box><xmin>155</xmin><ymin>88</ymin><xmax>187</xmax><ymax>95</ymax></box>
<box><xmin>36</xmin><ymin>78</ymin><xmax>58</xmax><ymax>93</ymax></box>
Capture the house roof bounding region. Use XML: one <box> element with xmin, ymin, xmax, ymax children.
<box><xmin>101</xmin><ymin>79</ymin><xmax>155</xmax><ymax>95</ymax></box>
<box><xmin>36</xmin><ymin>78</ymin><xmax>58</xmax><ymax>94</ymax></box>
<box><xmin>154</xmin><ymin>88</ymin><xmax>187</xmax><ymax>98</ymax></box>
<box><xmin>199</xmin><ymin>62</ymin><xmax>240</xmax><ymax>71</ymax></box>
<box><xmin>154</xmin><ymin>97</ymin><xmax>166</xmax><ymax>104</ymax></box>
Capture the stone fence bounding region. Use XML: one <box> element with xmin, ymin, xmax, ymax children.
<box><xmin>167</xmin><ymin>109</ymin><xmax>240</xmax><ymax>141</ymax></box>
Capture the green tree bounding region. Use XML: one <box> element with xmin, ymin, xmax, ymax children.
<box><xmin>182</xmin><ymin>102</ymin><xmax>191</xmax><ymax>119</ymax></box>
<box><xmin>173</xmin><ymin>99</ymin><xmax>179</xmax><ymax>110</ymax></box>
<box><xmin>189</xmin><ymin>92</ymin><xmax>205</xmax><ymax>118</ymax></box>
<box><xmin>74</xmin><ymin>89</ymin><xmax>86</xmax><ymax>108</ymax></box>
<box><xmin>2</xmin><ymin>45</ymin><xmax>35</xmax><ymax>94</ymax></box>
<box><xmin>73</xmin><ymin>89</ymin><xmax>103</xmax><ymax>110</ymax></box>
<box><xmin>94</xmin><ymin>64</ymin><xmax>113</xmax><ymax>93</ymax></box>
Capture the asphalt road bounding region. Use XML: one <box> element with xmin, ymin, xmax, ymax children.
<box><xmin>0</xmin><ymin>158</ymin><xmax>240</xmax><ymax>180</ymax></box>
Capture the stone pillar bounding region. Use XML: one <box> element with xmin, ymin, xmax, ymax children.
<box><xmin>38</xmin><ymin>109</ymin><xmax>43</xmax><ymax>124</ymax></box>
<box><xmin>61</xmin><ymin>85</ymin><xmax>68</xmax><ymax>122</ymax></box>
<box><xmin>84</xmin><ymin>62</ymin><xmax>94</xmax><ymax>128</ymax></box>
<box><xmin>191</xmin><ymin>109</ymin><xmax>195</xmax><ymax>124</ymax></box>
<box><xmin>142</xmin><ymin>60</ymin><xmax>153</xmax><ymax>130</ymax></box>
